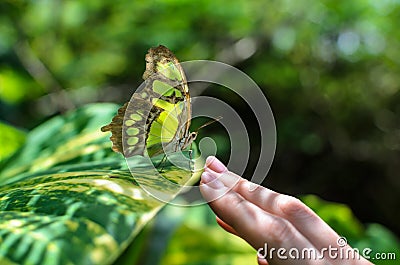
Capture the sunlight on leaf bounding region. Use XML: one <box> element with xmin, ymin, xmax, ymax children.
<box><xmin>0</xmin><ymin>103</ymin><xmax>201</xmax><ymax>265</ymax></box>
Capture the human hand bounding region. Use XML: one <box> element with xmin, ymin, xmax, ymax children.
<box><xmin>199</xmin><ymin>156</ymin><xmax>373</xmax><ymax>265</ymax></box>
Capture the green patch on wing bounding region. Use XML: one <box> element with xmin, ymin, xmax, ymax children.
<box><xmin>152</xmin><ymin>80</ymin><xmax>182</xmax><ymax>98</ymax></box>
<box><xmin>157</xmin><ymin>61</ymin><xmax>183</xmax><ymax>81</ymax></box>
<box><xmin>0</xmin><ymin>103</ymin><xmax>201</xmax><ymax>265</ymax></box>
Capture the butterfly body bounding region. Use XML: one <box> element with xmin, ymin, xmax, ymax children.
<box><xmin>101</xmin><ymin>45</ymin><xmax>195</xmax><ymax>158</ymax></box>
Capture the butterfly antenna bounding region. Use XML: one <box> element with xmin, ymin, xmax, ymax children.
<box><xmin>195</xmin><ymin>116</ymin><xmax>223</xmax><ymax>132</ymax></box>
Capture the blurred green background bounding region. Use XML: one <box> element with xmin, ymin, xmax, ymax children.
<box><xmin>1</xmin><ymin>0</ymin><xmax>399</xmax><ymax>263</ymax></box>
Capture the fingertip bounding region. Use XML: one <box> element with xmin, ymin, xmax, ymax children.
<box><xmin>205</xmin><ymin>156</ymin><xmax>227</xmax><ymax>173</ymax></box>
<box><xmin>205</xmin><ymin>156</ymin><xmax>216</xmax><ymax>166</ymax></box>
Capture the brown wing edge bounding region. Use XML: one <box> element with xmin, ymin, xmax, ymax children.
<box><xmin>101</xmin><ymin>102</ymin><xmax>128</xmax><ymax>154</ymax></box>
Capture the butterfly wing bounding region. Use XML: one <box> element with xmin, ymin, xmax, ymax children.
<box><xmin>101</xmin><ymin>45</ymin><xmax>191</xmax><ymax>157</ymax></box>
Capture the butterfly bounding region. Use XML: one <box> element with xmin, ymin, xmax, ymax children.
<box><xmin>101</xmin><ymin>45</ymin><xmax>197</xmax><ymax>159</ymax></box>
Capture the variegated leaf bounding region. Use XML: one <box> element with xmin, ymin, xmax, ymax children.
<box><xmin>0</xmin><ymin>103</ymin><xmax>200</xmax><ymax>265</ymax></box>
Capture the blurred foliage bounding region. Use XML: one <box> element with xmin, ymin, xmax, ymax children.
<box><xmin>302</xmin><ymin>195</ymin><xmax>400</xmax><ymax>265</ymax></box>
<box><xmin>302</xmin><ymin>194</ymin><xmax>365</xmax><ymax>241</ymax></box>
<box><xmin>0</xmin><ymin>0</ymin><xmax>399</xmax><ymax>263</ymax></box>
<box><xmin>117</xmin><ymin>202</ymin><xmax>257</xmax><ymax>265</ymax></box>
<box><xmin>0</xmin><ymin>121</ymin><xmax>26</xmax><ymax>161</ymax></box>
<box><xmin>159</xmin><ymin>205</ymin><xmax>256</xmax><ymax>265</ymax></box>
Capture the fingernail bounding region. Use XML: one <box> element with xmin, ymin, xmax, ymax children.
<box><xmin>201</xmin><ymin>172</ymin><xmax>225</xmax><ymax>189</ymax></box>
<box><xmin>205</xmin><ymin>156</ymin><xmax>227</xmax><ymax>173</ymax></box>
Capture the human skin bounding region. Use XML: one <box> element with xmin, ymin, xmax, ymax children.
<box><xmin>199</xmin><ymin>156</ymin><xmax>374</xmax><ymax>265</ymax></box>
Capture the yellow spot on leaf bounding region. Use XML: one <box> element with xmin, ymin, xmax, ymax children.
<box><xmin>9</xmin><ymin>219</ymin><xmax>24</xmax><ymax>227</ymax></box>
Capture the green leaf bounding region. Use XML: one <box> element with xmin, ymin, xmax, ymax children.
<box><xmin>159</xmin><ymin>204</ymin><xmax>257</xmax><ymax>265</ymax></box>
<box><xmin>118</xmin><ymin>202</ymin><xmax>257</xmax><ymax>265</ymax></box>
<box><xmin>301</xmin><ymin>194</ymin><xmax>365</xmax><ymax>241</ymax></box>
<box><xmin>0</xmin><ymin>103</ymin><xmax>201</xmax><ymax>265</ymax></box>
<box><xmin>0</xmin><ymin>67</ymin><xmax>42</xmax><ymax>104</ymax></box>
<box><xmin>0</xmin><ymin>122</ymin><xmax>26</xmax><ymax>162</ymax></box>
<box><xmin>301</xmin><ymin>195</ymin><xmax>400</xmax><ymax>264</ymax></box>
<box><xmin>354</xmin><ymin>224</ymin><xmax>400</xmax><ymax>265</ymax></box>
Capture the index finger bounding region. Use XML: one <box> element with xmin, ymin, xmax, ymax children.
<box><xmin>204</xmin><ymin>157</ymin><xmax>342</xmax><ymax>251</ymax></box>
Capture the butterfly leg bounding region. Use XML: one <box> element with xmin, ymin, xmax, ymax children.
<box><xmin>188</xmin><ymin>145</ymin><xmax>194</xmax><ymax>173</ymax></box>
